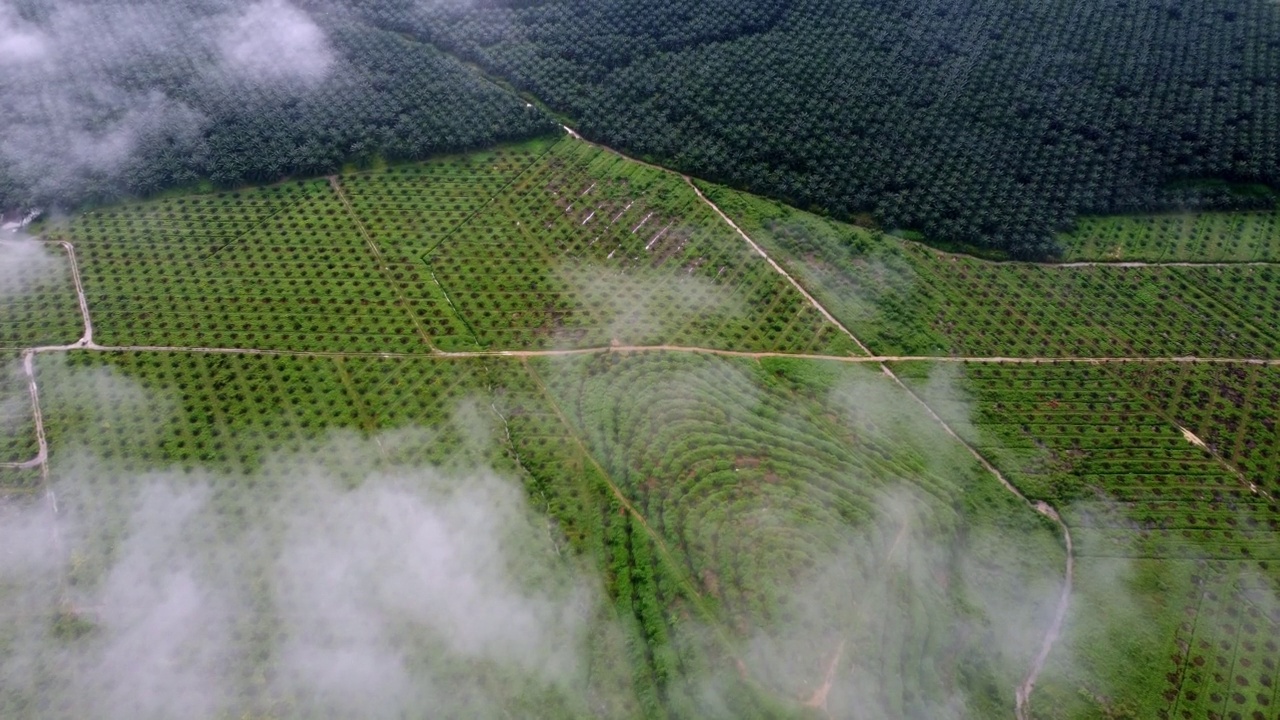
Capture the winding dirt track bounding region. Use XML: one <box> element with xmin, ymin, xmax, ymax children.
<box><xmin>58</xmin><ymin>241</ymin><xmax>93</xmax><ymax>346</ymax></box>
<box><xmin>686</xmin><ymin>181</ymin><xmax>1075</xmax><ymax>720</ymax></box>
<box><xmin>12</xmin><ymin>134</ymin><xmax>1279</xmax><ymax>718</ymax></box>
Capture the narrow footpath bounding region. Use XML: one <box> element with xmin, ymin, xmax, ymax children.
<box><xmin>687</xmin><ymin>173</ymin><xmax>1076</xmax><ymax>720</ymax></box>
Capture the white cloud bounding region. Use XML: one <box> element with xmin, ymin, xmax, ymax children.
<box><xmin>217</xmin><ymin>0</ymin><xmax>334</xmax><ymax>85</ymax></box>
<box><xmin>0</xmin><ymin>236</ymin><xmax>63</xmax><ymax>298</ymax></box>
<box><xmin>0</xmin><ymin>7</ymin><xmax>48</xmax><ymax>66</ymax></box>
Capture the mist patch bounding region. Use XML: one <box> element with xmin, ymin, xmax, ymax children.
<box><xmin>216</xmin><ymin>0</ymin><xmax>335</xmax><ymax>86</ymax></box>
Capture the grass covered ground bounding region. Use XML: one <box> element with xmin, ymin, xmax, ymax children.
<box><xmin>1058</xmin><ymin>203</ymin><xmax>1280</xmax><ymax>262</ymax></box>
<box><xmin>38</xmin><ymin>137</ymin><xmax>856</xmax><ymax>356</ymax></box>
<box><xmin>697</xmin><ymin>182</ymin><xmax>1280</xmax><ymax>358</ymax></box>
<box><xmin>2</xmin><ymin>136</ymin><xmax>1278</xmax><ymax>719</ymax></box>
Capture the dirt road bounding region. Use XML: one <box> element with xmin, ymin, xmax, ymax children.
<box><xmin>23</xmin><ymin>148</ymin><xmax>1280</xmax><ymax>718</ymax></box>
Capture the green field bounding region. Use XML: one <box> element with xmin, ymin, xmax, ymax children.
<box><xmin>2</xmin><ymin>137</ymin><xmax>1279</xmax><ymax>719</ymax></box>
<box><xmin>892</xmin><ymin>360</ymin><xmax>1280</xmax><ymax>719</ymax></box>
<box><xmin>0</xmin><ymin>347</ymin><xmax>1064</xmax><ymax>719</ymax></box>
<box><xmin>1059</xmin><ymin>205</ymin><xmax>1280</xmax><ymax>263</ymax></box>
<box><xmin>39</xmin><ymin>138</ymin><xmax>855</xmax><ymax>356</ymax></box>
<box><xmin>0</xmin><ymin>242</ymin><xmax>85</xmax><ymax>350</ymax></box>
<box><xmin>698</xmin><ymin>182</ymin><xmax>1280</xmax><ymax>359</ymax></box>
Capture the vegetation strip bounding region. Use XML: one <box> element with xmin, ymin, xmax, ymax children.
<box><xmin>522</xmin><ymin>361</ymin><xmax>736</xmax><ymax>645</ymax></box>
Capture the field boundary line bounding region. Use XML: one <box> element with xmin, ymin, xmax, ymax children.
<box><xmin>917</xmin><ymin>241</ymin><xmax>1280</xmax><ymax>269</ymax></box>
<box><xmin>428</xmin><ymin>266</ymin><xmax>483</xmax><ymax>350</ymax></box>
<box><xmin>203</xmin><ymin>182</ymin><xmax>321</xmax><ymax>259</ymax></box>
<box><xmin>1166</xmin><ymin>572</ymin><xmax>1207</xmax><ymax>718</ymax></box>
<box><xmin>684</xmin><ymin>177</ymin><xmax>873</xmax><ymax>356</ymax></box>
<box><xmin>412</xmin><ymin>137</ymin><xmax>567</xmax><ymax>349</ymax></box>
<box><xmin>1033</xmin><ymin>259</ymin><xmax>1279</xmax><ymax>269</ymax></box>
<box><xmin>879</xmin><ymin>364</ymin><xmax>1074</xmax><ymax>720</ymax></box>
<box><xmin>12</xmin><ymin>339</ymin><xmax>1280</xmax><ymax>367</ymax></box>
<box><xmin>561</xmin><ymin>121</ymin><xmax>1280</xmax><ymax>274</ymax></box>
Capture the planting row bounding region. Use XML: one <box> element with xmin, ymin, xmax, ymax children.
<box><xmin>340</xmin><ymin>138</ymin><xmax>558</xmax><ymax>257</ymax></box>
<box><xmin>1161</xmin><ymin>560</ymin><xmax>1280</xmax><ymax>719</ymax></box>
<box><xmin>1059</xmin><ymin>208</ymin><xmax>1280</xmax><ymax>263</ymax></box>
<box><xmin>537</xmin><ymin>351</ymin><xmax>1063</xmax><ymax>718</ymax></box>
<box><xmin>356</xmin><ymin>138</ymin><xmax>859</xmax><ymax>353</ymax></box>
<box><xmin>700</xmin><ymin>182</ymin><xmax>1280</xmax><ymax>359</ymax></box>
<box><xmin>0</xmin><ymin>243</ymin><xmax>85</xmax><ymax>349</ymax></box>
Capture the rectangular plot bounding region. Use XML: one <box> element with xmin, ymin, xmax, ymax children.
<box><xmin>0</xmin><ymin>243</ymin><xmax>85</xmax><ymax>349</ymax></box>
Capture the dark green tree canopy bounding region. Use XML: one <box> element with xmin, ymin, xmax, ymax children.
<box><xmin>4</xmin><ymin>0</ymin><xmax>1277</xmax><ymax>258</ymax></box>
<box><xmin>377</xmin><ymin>0</ymin><xmax>1280</xmax><ymax>257</ymax></box>
<box><xmin>0</xmin><ymin>0</ymin><xmax>555</xmax><ymax>212</ymax></box>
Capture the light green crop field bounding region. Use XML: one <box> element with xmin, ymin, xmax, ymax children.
<box><xmin>40</xmin><ymin>138</ymin><xmax>856</xmax><ymax>356</ymax></box>
<box><xmin>892</xmin><ymin>361</ymin><xmax>1280</xmax><ymax>719</ymax></box>
<box><xmin>1059</xmin><ymin>206</ymin><xmax>1280</xmax><ymax>262</ymax></box>
<box><xmin>698</xmin><ymin>182</ymin><xmax>1280</xmax><ymax>359</ymax></box>
<box><xmin>0</xmin><ymin>243</ymin><xmax>84</xmax><ymax>349</ymax></box>
<box><xmin>2</xmin><ymin>137</ymin><xmax>1279</xmax><ymax>720</ymax></box>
